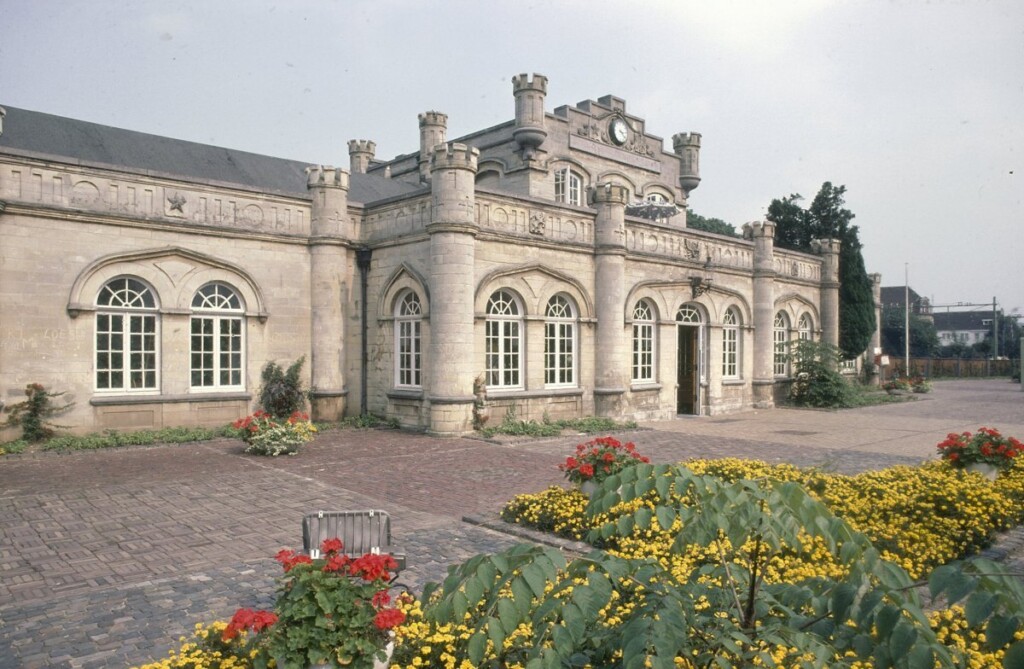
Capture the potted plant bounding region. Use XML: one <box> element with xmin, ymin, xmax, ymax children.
<box><xmin>559</xmin><ymin>436</ymin><xmax>650</xmax><ymax>495</ymax></box>
<box><xmin>225</xmin><ymin>538</ymin><xmax>405</xmax><ymax>668</ymax></box>
<box><xmin>936</xmin><ymin>427</ymin><xmax>1023</xmax><ymax>480</ymax></box>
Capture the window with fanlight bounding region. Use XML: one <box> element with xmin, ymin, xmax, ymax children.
<box><xmin>544</xmin><ymin>295</ymin><xmax>577</xmax><ymax>387</ymax></box>
<box><xmin>95</xmin><ymin>277</ymin><xmax>159</xmax><ymax>392</ymax></box>
<box><xmin>485</xmin><ymin>290</ymin><xmax>523</xmax><ymax>389</ymax></box>
<box><xmin>394</xmin><ymin>291</ymin><xmax>423</xmax><ymax>388</ymax></box>
<box><xmin>774</xmin><ymin>311</ymin><xmax>790</xmax><ymax>377</ymax></box>
<box><xmin>722</xmin><ymin>307</ymin><xmax>741</xmax><ymax>378</ymax></box>
<box><xmin>554</xmin><ymin>168</ymin><xmax>584</xmax><ymax>206</ymax></box>
<box><xmin>190</xmin><ymin>283</ymin><xmax>244</xmax><ymax>390</ymax></box>
<box><xmin>632</xmin><ymin>300</ymin><xmax>656</xmax><ymax>383</ymax></box>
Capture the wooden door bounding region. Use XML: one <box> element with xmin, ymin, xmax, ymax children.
<box><xmin>677</xmin><ymin>326</ymin><xmax>698</xmax><ymax>414</ymax></box>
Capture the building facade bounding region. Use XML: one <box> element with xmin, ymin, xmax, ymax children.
<box><xmin>0</xmin><ymin>74</ymin><xmax>841</xmax><ymax>436</ymax></box>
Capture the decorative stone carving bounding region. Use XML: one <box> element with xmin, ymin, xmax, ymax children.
<box><xmin>529</xmin><ymin>211</ymin><xmax>546</xmax><ymax>236</ymax></box>
<box><xmin>166</xmin><ymin>192</ymin><xmax>186</xmax><ymax>215</ymax></box>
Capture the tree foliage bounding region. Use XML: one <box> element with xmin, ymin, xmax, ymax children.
<box><xmin>787</xmin><ymin>339</ymin><xmax>851</xmax><ymax>408</ymax></box>
<box><xmin>881</xmin><ymin>306</ymin><xmax>939</xmax><ymax>357</ymax></box>
<box><xmin>686</xmin><ymin>210</ymin><xmax>738</xmax><ymax>237</ymax></box>
<box><xmin>258</xmin><ymin>357</ymin><xmax>306</xmax><ymax>419</ymax></box>
<box><xmin>767</xmin><ymin>182</ymin><xmax>876</xmax><ymax>360</ymax></box>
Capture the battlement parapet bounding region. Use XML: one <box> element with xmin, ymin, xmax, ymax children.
<box><xmin>672</xmin><ymin>132</ymin><xmax>702</xmax><ymax>152</ymax></box>
<box><xmin>347</xmin><ymin>139</ymin><xmax>376</xmax><ymax>154</ymax></box>
<box><xmin>512</xmin><ymin>73</ymin><xmax>548</xmax><ymax>94</ymax></box>
<box><xmin>305</xmin><ymin>165</ymin><xmax>350</xmax><ymax>190</ymax></box>
<box><xmin>431</xmin><ymin>143</ymin><xmax>479</xmax><ymax>172</ymax></box>
<box><xmin>418</xmin><ymin>111</ymin><xmax>448</xmax><ymax>128</ymax></box>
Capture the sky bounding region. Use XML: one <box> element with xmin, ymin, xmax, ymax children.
<box><xmin>2</xmin><ymin>0</ymin><xmax>1022</xmax><ymax>315</ymax></box>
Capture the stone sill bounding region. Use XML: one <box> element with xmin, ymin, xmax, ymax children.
<box><xmin>630</xmin><ymin>383</ymin><xmax>663</xmax><ymax>393</ymax></box>
<box><xmin>90</xmin><ymin>392</ymin><xmax>251</xmax><ymax>406</ymax></box>
<box><xmin>486</xmin><ymin>388</ymin><xmax>584</xmax><ymax>400</ymax></box>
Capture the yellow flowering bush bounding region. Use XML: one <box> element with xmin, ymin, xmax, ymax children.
<box><xmin>133</xmin><ymin>621</ymin><xmax>259</xmax><ymax>669</ymax></box>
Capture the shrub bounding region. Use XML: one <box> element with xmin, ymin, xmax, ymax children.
<box><xmin>558</xmin><ymin>436</ymin><xmax>650</xmax><ymax>485</ymax></box>
<box><xmin>231</xmin><ymin>410</ymin><xmax>316</xmax><ymax>456</ymax></box>
<box><xmin>788</xmin><ymin>339</ymin><xmax>852</xmax><ymax>407</ymax></box>
<box><xmin>2</xmin><ymin>383</ymin><xmax>73</xmax><ymax>441</ymax></box>
<box><xmin>258</xmin><ymin>357</ymin><xmax>306</xmax><ymax>419</ymax></box>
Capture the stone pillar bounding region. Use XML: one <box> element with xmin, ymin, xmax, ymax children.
<box><xmin>593</xmin><ymin>183</ymin><xmax>629</xmax><ymax>417</ymax></box>
<box><xmin>418</xmin><ymin>112</ymin><xmax>447</xmax><ymax>183</ymax></box>
<box><xmin>813</xmin><ymin>238</ymin><xmax>842</xmax><ymax>350</ymax></box>
<box><xmin>751</xmin><ymin>220</ymin><xmax>776</xmax><ymax>408</ymax></box>
<box><xmin>306</xmin><ymin>165</ymin><xmax>351</xmax><ymax>421</ymax></box>
<box><xmin>868</xmin><ymin>273</ymin><xmax>882</xmax><ymax>386</ymax></box>
<box><xmin>348</xmin><ymin>140</ymin><xmax>376</xmax><ymax>174</ymax></box>
<box><xmin>426</xmin><ymin>143</ymin><xmax>479</xmax><ymax>435</ymax></box>
<box><xmin>672</xmin><ymin>132</ymin><xmax>702</xmax><ymax>219</ymax></box>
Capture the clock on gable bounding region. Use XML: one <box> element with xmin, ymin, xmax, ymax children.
<box><xmin>609</xmin><ymin>117</ymin><xmax>628</xmax><ymax>145</ymax></box>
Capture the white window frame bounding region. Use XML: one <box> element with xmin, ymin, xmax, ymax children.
<box><xmin>722</xmin><ymin>307</ymin><xmax>740</xmax><ymax>379</ymax></box>
<box><xmin>632</xmin><ymin>300</ymin><xmax>656</xmax><ymax>383</ymax></box>
<box><xmin>190</xmin><ymin>283</ymin><xmax>244</xmax><ymax>391</ymax></box>
<box><xmin>773</xmin><ymin>311</ymin><xmax>790</xmax><ymax>377</ymax></box>
<box><xmin>544</xmin><ymin>295</ymin><xmax>577</xmax><ymax>388</ymax></box>
<box><xmin>394</xmin><ymin>291</ymin><xmax>423</xmax><ymax>388</ymax></box>
<box><xmin>798</xmin><ymin>314</ymin><xmax>812</xmax><ymax>341</ymax></box>
<box><xmin>485</xmin><ymin>290</ymin><xmax>524</xmax><ymax>390</ymax></box>
<box><xmin>554</xmin><ymin>168</ymin><xmax>583</xmax><ymax>206</ymax></box>
<box><xmin>95</xmin><ymin>277</ymin><xmax>159</xmax><ymax>393</ymax></box>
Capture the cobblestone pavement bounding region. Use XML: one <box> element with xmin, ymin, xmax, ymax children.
<box><xmin>0</xmin><ymin>379</ymin><xmax>1021</xmax><ymax>668</ymax></box>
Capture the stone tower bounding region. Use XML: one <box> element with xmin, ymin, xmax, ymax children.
<box><xmin>750</xmin><ymin>220</ymin><xmax>776</xmax><ymax>408</ymax></box>
<box><xmin>418</xmin><ymin>112</ymin><xmax>448</xmax><ymax>182</ymax></box>
<box><xmin>347</xmin><ymin>140</ymin><xmax>376</xmax><ymax>174</ymax></box>
<box><xmin>673</xmin><ymin>132</ymin><xmax>702</xmax><ymax>210</ymax></box>
<box><xmin>512</xmin><ymin>73</ymin><xmax>548</xmax><ymax>158</ymax></box>
<box><xmin>592</xmin><ymin>182</ymin><xmax>630</xmax><ymax>417</ymax></box>
<box><xmin>813</xmin><ymin>238</ymin><xmax>842</xmax><ymax>349</ymax></box>
<box><xmin>426</xmin><ymin>143</ymin><xmax>479</xmax><ymax>435</ymax></box>
<box><xmin>305</xmin><ymin>165</ymin><xmax>352</xmax><ymax>421</ymax></box>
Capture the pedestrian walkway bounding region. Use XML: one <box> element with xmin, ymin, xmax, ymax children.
<box><xmin>0</xmin><ymin>379</ymin><xmax>1020</xmax><ymax>668</ymax></box>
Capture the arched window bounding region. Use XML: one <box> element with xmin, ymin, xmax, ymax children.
<box><xmin>722</xmin><ymin>307</ymin><xmax>740</xmax><ymax>378</ymax></box>
<box><xmin>798</xmin><ymin>314</ymin><xmax>813</xmax><ymax>341</ymax></box>
<box><xmin>677</xmin><ymin>304</ymin><xmax>702</xmax><ymax>324</ymax></box>
<box><xmin>394</xmin><ymin>291</ymin><xmax>422</xmax><ymax>388</ymax></box>
<box><xmin>190</xmin><ymin>283</ymin><xmax>244</xmax><ymax>390</ymax></box>
<box><xmin>774</xmin><ymin>311</ymin><xmax>790</xmax><ymax>377</ymax></box>
<box><xmin>554</xmin><ymin>168</ymin><xmax>584</xmax><ymax>206</ymax></box>
<box><xmin>632</xmin><ymin>301</ymin><xmax>656</xmax><ymax>383</ymax></box>
<box><xmin>485</xmin><ymin>290</ymin><xmax>523</xmax><ymax>389</ymax></box>
<box><xmin>95</xmin><ymin>277</ymin><xmax>159</xmax><ymax>391</ymax></box>
<box><xmin>544</xmin><ymin>295</ymin><xmax>576</xmax><ymax>387</ymax></box>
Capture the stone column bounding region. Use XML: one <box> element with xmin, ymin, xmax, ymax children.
<box><xmin>868</xmin><ymin>273</ymin><xmax>882</xmax><ymax>386</ymax></box>
<box><xmin>751</xmin><ymin>220</ymin><xmax>776</xmax><ymax>408</ymax></box>
<box><xmin>426</xmin><ymin>143</ymin><xmax>479</xmax><ymax>435</ymax></box>
<box><xmin>593</xmin><ymin>183</ymin><xmax>629</xmax><ymax>417</ymax></box>
<box><xmin>306</xmin><ymin>165</ymin><xmax>351</xmax><ymax>421</ymax></box>
<box><xmin>813</xmin><ymin>238</ymin><xmax>842</xmax><ymax>350</ymax></box>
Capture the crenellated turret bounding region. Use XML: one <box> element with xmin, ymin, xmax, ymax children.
<box><xmin>418</xmin><ymin>111</ymin><xmax>448</xmax><ymax>182</ymax></box>
<box><xmin>512</xmin><ymin>73</ymin><xmax>548</xmax><ymax>158</ymax></box>
<box><xmin>672</xmin><ymin>132</ymin><xmax>702</xmax><ymax>197</ymax></box>
<box><xmin>429</xmin><ymin>142</ymin><xmax>479</xmax><ymax>230</ymax></box>
<box><xmin>347</xmin><ymin>140</ymin><xmax>376</xmax><ymax>174</ymax></box>
<box><xmin>305</xmin><ymin>165</ymin><xmax>350</xmax><ymax>238</ymax></box>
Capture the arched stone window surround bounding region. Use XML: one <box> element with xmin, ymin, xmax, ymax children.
<box><xmin>639</xmin><ymin>181</ymin><xmax>676</xmax><ymax>202</ymax></box>
<box><xmin>67</xmin><ymin>247</ymin><xmax>267</xmax><ymax>321</ymax></box>
<box><xmin>377</xmin><ymin>263</ymin><xmax>430</xmax><ymax>322</ymax></box>
<box><xmin>543</xmin><ymin>293</ymin><xmax>578</xmax><ymax>388</ymax></box>
<box><xmin>797</xmin><ymin>313</ymin><xmax>815</xmax><ymax>340</ymax></box>
<box><xmin>551</xmin><ymin>158</ymin><xmax>591</xmax><ymax>207</ymax></box>
<box><xmin>596</xmin><ymin>170</ymin><xmax>638</xmax><ymax>200</ymax></box>
<box><xmin>773</xmin><ymin>293</ymin><xmax>820</xmax><ymax>333</ymax></box>
<box><xmin>475</xmin><ymin>264</ymin><xmax>593</xmax><ymax>320</ymax></box>
<box><xmin>475</xmin><ymin>158</ymin><xmax>507</xmax><ymax>182</ymax></box>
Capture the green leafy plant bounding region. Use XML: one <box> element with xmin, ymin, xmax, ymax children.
<box><xmin>230</xmin><ymin>410</ymin><xmax>316</xmax><ymax>456</ymax></box>
<box><xmin>937</xmin><ymin>427</ymin><xmax>1023</xmax><ymax>471</ymax></box>
<box><xmin>787</xmin><ymin>339</ymin><xmax>852</xmax><ymax>407</ymax></box>
<box><xmin>2</xmin><ymin>383</ymin><xmax>74</xmax><ymax>442</ymax></box>
<box><xmin>910</xmin><ymin>376</ymin><xmax>933</xmax><ymax>393</ymax></box>
<box><xmin>258</xmin><ymin>357</ymin><xmax>306</xmax><ymax>419</ymax></box>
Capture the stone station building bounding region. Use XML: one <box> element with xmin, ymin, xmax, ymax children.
<box><xmin>0</xmin><ymin>74</ymin><xmax>844</xmax><ymax>436</ymax></box>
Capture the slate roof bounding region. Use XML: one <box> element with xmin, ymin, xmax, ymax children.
<box><xmin>0</xmin><ymin>105</ymin><xmax>421</xmax><ymax>205</ymax></box>
<box><xmin>933</xmin><ymin>311</ymin><xmax>993</xmax><ymax>332</ymax></box>
<box><xmin>880</xmin><ymin>286</ymin><xmax>927</xmax><ymax>310</ymax></box>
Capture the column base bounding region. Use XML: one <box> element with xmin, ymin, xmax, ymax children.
<box><xmin>310</xmin><ymin>392</ymin><xmax>347</xmax><ymax>423</ymax></box>
<box><xmin>752</xmin><ymin>380</ymin><xmax>776</xmax><ymax>409</ymax></box>
<box><xmin>428</xmin><ymin>396</ymin><xmax>475</xmax><ymax>436</ymax></box>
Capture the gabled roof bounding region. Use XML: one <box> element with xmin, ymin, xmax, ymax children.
<box><xmin>933</xmin><ymin>311</ymin><xmax>993</xmax><ymax>332</ymax></box>
<box><xmin>0</xmin><ymin>105</ymin><xmax>420</xmax><ymax>205</ymax></box>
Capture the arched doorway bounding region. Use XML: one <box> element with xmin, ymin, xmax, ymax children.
<box><xmin>676</xmin><ymin>304</ymin><xmax>704</xmax><ymax>415</ymax></box>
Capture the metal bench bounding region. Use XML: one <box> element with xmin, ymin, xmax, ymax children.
<box><xmin>301</xmin><ymin>510</ymin><xmax>407</xmax><ymax>578</ymax></box>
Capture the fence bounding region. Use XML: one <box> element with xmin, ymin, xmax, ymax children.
<box><xmin>885</xmin><ymin>357</ymin><xmax>1019</xmax><ymax>379</ymax></box>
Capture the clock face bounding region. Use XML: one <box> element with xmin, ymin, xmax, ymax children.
<box><xmin>610</xmin><ymin>118</ymin><xmax>628</xmax><ymax>145</ymax></box>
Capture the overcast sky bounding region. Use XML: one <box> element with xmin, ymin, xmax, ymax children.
<box><xmin>2</xmin><ymin>0</ymin><xmax>1021</xmax><ymax>315</ymax></box>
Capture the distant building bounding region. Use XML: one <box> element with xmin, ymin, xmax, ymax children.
<box><xmin>933</xmin><ymin>311</ymin><xmax>993</xmax><ymax>347</ymax></box>
<box><xmin>880</xmin><ymin>286</ymin><xmax>932</xmax><ymax>321</ymax></box>
<box><xmin>0</xmin><ymin>74</ymin><xmax>862</xmax><ymax>436</ymax></box>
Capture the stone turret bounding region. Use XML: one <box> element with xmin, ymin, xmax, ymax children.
<box><xmin>0</xmin><ymin>106</ymin><xmax>6</xmax><ymax>138</ymax></box>
<box><xmin>418</xmin><ymin>111</ymin><xmax>448</xmax><ymax>182</ymax></box>
<box><xmin>427</xmin><ymin>143</ymin><xmax>479</xmax><ymax>435</ymax></box>
<box><xmin>593</xmin><ymin>182</ymin><xmax>629</xmax><ymax>417</ymax></box>
<box><xmin>750</xmin><ymin>220</ymin><xmax>776</xmax><ymax>408</ymax></box>
<box><xmin>306</xmin><ymin>165</ymin><xmax>350</xmax><ymax>238</ymax></box>
<box><xmin>512</xmin><ymin>73</ymin><xmax>548</xmax><ymax>158</ymax></box>
<box><xmin>672</xmin><ymin>132</ymin><xmax>702</xmax><ymax>197</ymax></box>
<box><xmin>812</xmin><ymin>238</ymin><xmax>842</xmax><ymax>349</ymax></box>
<box><xmin>305</xmin><ymin>164</ymin><xmax>353</xmax><ymax>421</ymax></box>
<box><xmin>347</xmin><ymin>140</ymin><xmax>376</xmax><ymax>174</ymax></box>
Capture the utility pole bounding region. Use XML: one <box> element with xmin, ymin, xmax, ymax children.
<box><xmin>993</xmin><ymin>296</ymin><xmax>999</xmax><ymax>359</ymax></box>
<box><xmin>904</xmin><ymin>264</ymin><xmax>910</xmax><ymax>375</ymax></box>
